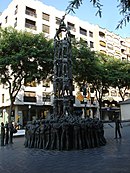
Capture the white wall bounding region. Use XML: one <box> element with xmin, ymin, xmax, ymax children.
<box><xmin>120</xmin><ymin>104</ymin><xmax>130</xmax><ymax>120</ymax></box>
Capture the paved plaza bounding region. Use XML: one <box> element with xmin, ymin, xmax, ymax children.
<box><xmin>0</xmin><ymin>122</ymin><xmax>130</xmax><ymax>173</ymax></box>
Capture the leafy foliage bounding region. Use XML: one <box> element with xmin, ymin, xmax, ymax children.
<box><xmin>67</xmin><ymin>0</ymin><xmax>130</xmax><ymax>28</ymax></box>
<box><xmin>66</xmin><ymin>0</ymin><xmax>102</xmax><ymax>17</ymax></box>
<box><xmin>0</xmin><ymin>27</ymin><xmax>53</xmax><ymax>121</ymax></box>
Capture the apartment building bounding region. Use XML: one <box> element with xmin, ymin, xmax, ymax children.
<box><xmin>0</xmin><ymin>0</ymin><xmax>130</xmax><ymax>124</ymax></box>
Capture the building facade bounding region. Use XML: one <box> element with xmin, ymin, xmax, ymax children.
<box><xmin>0</xmin><ymin>0</ymin><xmax>130</xmax><ymax>125</ymax></box>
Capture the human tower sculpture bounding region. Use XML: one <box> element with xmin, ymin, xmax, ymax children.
<box><xmin>24</xmin><ymin>16</ymin><xmax>106</xmax><ymax>150</ymax></box>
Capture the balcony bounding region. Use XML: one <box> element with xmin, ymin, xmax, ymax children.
<box><xmin>99</xmin><ymin>31</ymin><xmax>105</xmax><ymax>38</ymax></box>
<box><xmin>42</xmin><ymin>13</ymin><xmax>50</xmax><ymax>21</ymax></box>
<box><xmin>24</xmin><ymin>96</ymin><xmax>36</xmax><ymax>102</ymax></box>
<box><xmin>14</xmin><ymin>22</ymin><xmax>17</xmax><ymax>28</ymax></box>
<box><xmin>14</xmin><ymin>9</ymin><xmax>18</xmax><ymax>15</ymax></box>
<box><xmin>25</xmin><ymin>6</ymin><xmax>37</xmax><ymax>18</ymax></box>
<box><xmin>100</xmin><ymin>50</ymin><xmax>106</xmax><ymax>54</ymax></box>
<box><xmin>121</xmin><ymin>48</ymin><xmax>126</xmax><ymax>54</ymax></box>
<box><xmin>55</xmin><ymin>17</ymin><xmax>61</xmax><ymax>25</ymax></box>
<box><xmin>80</xmin><ymin>27</ymin><xmax>87</xmax><ymax>36</ymax></box>
<box><xmin>24</xmin><ymin>91</ymin><xmax>36</xmax><ymax>102</ymax></box>
<box><xmin>67</xmin><ymin>22</ymin><xmax>76</xmax><ymax>32</ymax></box>
<box><xmin>120</xmin><ymin>40</ymin><xmax>126</xmax><ymax>47</ymax></box>
<box><xmin>25</xmin><ymin>18</ymin><xmax>36</xmax><ymax>30</ymax></box>
<box><xmin>25</xmin><ymin>23</ymin><xmax>36</xmax><ymax>30</ymax></box>
<box><xmin>25</xmin><ymin>10</ymin><xmax>37</xmax><ymax>18</ymax></box>
<box><xmin>99</xmin><ymin>40</ymin><xmax>106</xmax><ymax>47</ymax></box>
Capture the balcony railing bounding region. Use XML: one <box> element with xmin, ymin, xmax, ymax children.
<box><xmin>25</xmin><ymin>10</ymin><xmax>37</xmax><ymax>18</ymax></box>
<box><xmin>25</xmin><ymin>23</ymin><xmax>36</xmax><ymax>30</ymax></box>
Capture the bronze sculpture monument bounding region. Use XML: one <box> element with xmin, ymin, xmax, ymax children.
<box><xmin>24</xmin><ymin>16</ymin><xmax>106</xmax><ymax>150</ymax></box>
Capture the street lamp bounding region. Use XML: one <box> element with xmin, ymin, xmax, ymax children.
<box><xmin>84</xmin><ymin>97</ymin><xmax>87</xmax><ymax>118</ymax></box>
<box><xmin>82</xmin><ymin>84</ymin><xmax>87</xmax><ymax>118</ymax></box>
<box><xmin>3</xmin><ymin>109</ymin><xmax>6</xmax><ymax>124</ymax></box>
<box><xmin>28</xmin><ymin>105</ymin><xmax>31</xmax><ymax>121</ymax></box>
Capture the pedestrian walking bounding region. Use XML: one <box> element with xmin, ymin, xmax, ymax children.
<box><xmin>1</xmin><ymin>122</ymin><xmax>5</xmax><ymax>146</ymax></box>
<box><xmin>114</xmin><ymin>116</ymin><xmax>122</xmax><ymax>139</ymax></box>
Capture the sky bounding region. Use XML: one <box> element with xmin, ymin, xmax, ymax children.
<box><xmin>0</xmin><ymin>0</ymin><xmax>130</xmax><ymax>38</ymax></box>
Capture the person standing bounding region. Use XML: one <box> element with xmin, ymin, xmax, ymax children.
<box><xmin>1</xmin><ymin>122</ymin><xmax>5</xmax><ymax>146</ymax></box>
<box><xmin>114</xmin><ymin>116</ymin><xmax>122</xmax><ymax>139</ymax></box>
<box><xmin>5</xmin><ymin>123</ymin><xmax>9</xmax><ymax>145</ymax></box>
<box><xmin>9</xmin><ymin>122</ymin><xmax>14</xmax><ymax>144</ymax></box>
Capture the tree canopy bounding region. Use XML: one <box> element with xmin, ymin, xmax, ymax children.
<box><xmin>71</xmin><ymin>39</ymin><xmax>130</xmax><ymax>116</ymax></box>
<box><xmin>0</xmin><ymin>27</ymin><xmax>53</xmax><ymax>121</ymax></box>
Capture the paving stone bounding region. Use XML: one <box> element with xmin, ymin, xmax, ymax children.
<box><xmin>0</xmin><ymin>122</ymin><xmax>130</xmax><ymax>173</ymax></box>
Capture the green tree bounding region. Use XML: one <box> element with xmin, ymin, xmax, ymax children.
<box><xmin>72</xmin><ymin>39</ymin><xmax>96</xmax><ymax>86</ymax></box>
<box><xmin>0</xmin><ymin>27</ymin><xmax>53</xmax><ymax>122</ymax></box>
<box><xmin>86</xmin><ymin>52</ymin><xmax>110</xmax><ymax>119</ymax></box>
<box><xmin>106</xmin><ymin>58</ymin><xmax>130</xmax><ymax>101</ymax></box>
<box><xmin>72</xmin><ymin>42</ymin><xmax>115</xmax><ymax>118</ymax></box>
<box><xmin>72</xmin><ymin>40</ymin><xmax>108</xmax><ymax>118</ymax></box>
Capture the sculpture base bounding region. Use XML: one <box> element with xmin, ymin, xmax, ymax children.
<box><xmin>24</xmin><ymin>115</ymin><xmax>106</xmax><ymax>150</ymax></box>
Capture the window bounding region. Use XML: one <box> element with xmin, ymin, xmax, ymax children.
<box><xmin>24</xmin><ymin>91</ymin><xmax>36</xmax><ymax>102</ymax></box>
<box><xmin>25</xmin><ymin>18</ymin><xmax>36</xmax><ymax>30</ymax></box>
<box><xmin>89</xmin><ymin>31</ymin><xmax>93</xmax><ymax>37</ymax></box>
<box><xmin>42</xmin><ymin>12</ymin><xmax>50</xmax><ymax>21</ymax></box>
<box><xmin>67</xmin><ymin>22</ymin><xmax>76</xmax><ymax>32</ymax></box>
<box><xmin>120</xmin><ymin>40</ymin><xmax>126</xmax><ymax>46</ymax></box>
<box><xmin>107</xmin><ymin>43</ymin><xmax>113</xmax><ymax>50</ymax></box>
<box><xmin>107</xmin><ymin>34</ymin><xmax>113</xmax><ymax>42</ymax></box>
<box><xmin>115</xmin><ymin>46</ymin><xmax>120</xmax><ymax>55</ymax></box>
<box><xmin>90</xmin><ymin>41</ymin><xmax>94</xmax><ymax>48</ymax></box>
<box><xmin>122</xmin><ymin>57</ymin><xmax>126</xmax><ymax>61</ymax></box>
<box><xmin>25</xmin><ymin>6</ymin><xmax>37</xmax><ymax>17</ymax></box>
<box><xmin>100</xmin><ymin>50</ymin><xmax>106</xmax><ymax>54</ymax></box>
<box><xmin>99</xmin><ymin>40</ymin><xmax>106</xmax><ymax>47</ymax></box>
<box><xmin>2</xmin><ymin>94</ymin><xmax>4</xmax><ymax>103</ymax></box>
<box><xmin>5</xmin><ymin>16</ymin><xmax>8</xmax><ymax>23</ymax></box>
<box><xmin>70</xmin><ymin>34</ymin><xmax>75</xmax><ymax>40</ymax></box>
<box><xmin>121</xmin><ymin>48</ymin><xmax>125</xmax><ymax>54</ymax></box>
<box><xmin>80</xmin><ymin>38</ymin><xmax>88</xmax><ymax>46</ymax></box>
<box><xmin>42</xmin><ymin>92</ymin><xmax>51</xmax><ymax>102</ymax></box>
<box><xmin>42</xmin><ymin>24</ymin><xmax>50</xmax><ymax>34</ymax></box>
<box><xmin>79</xmin><ymin>27</ymin><xmax>87</xmax><ymax>36</ymax></box>
<box><xmin>99</xmin><ymin>31</ymin><xmax>105</xmax><ymax>38</ymax></box>
<box><xmin>55</xmin><ymin>17</ymin><xmax>61</xmax><ymax>25</ymax></box>
<box><xmin>14</xmin><ymin>5</ymin><xmax>18</xmax><ymax>14</ymax></box>
<box><xmin>114</xmin><ymin>37</ymin><xmax>119</xmax><ymax>44</ymax></box>
<box><xmin>24</xmin><ymin>91</ymin><xmax>36</xmax><ymax>97</ymax></box>
<box><xmin>42</xmin><ymin>79</ymin><xmax>50</xmax><ymax>87</ymax></box>
<box><xmin>24</xmin><ymin>81</ymin><xmax>36</xmax><ymax>87</ymax></box>
<box><xmin>111</xmin><ymin>90</ymin><xmax>117</xmax><ymax>96</ymax></box>
<box><xmin>108</xmin><ymin>52</ymin><xmax>114</xmax><ymax>56</ymax></box>
<box><xmin>14</xmin><ymin>18</ymin><xmax>17</xmax><ymax>27</ymax></box>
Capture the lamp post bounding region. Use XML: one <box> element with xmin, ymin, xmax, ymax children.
<box><xmin>3</xmin><ymin>109</ymin><xmax>6</xmax><ymax>124</ymax></box>
<box><xmin>83</xmin><ymin>84</ymin><xmax>87</xmax><ymax>118</ymax></box>
<box><xmin>84</xmin><ymin>97</ymin><xmax>87</xmax><ymax>118</ymax></box>
<box><xmin>28</xmin><ymin>105</ymin><xmax>31</xmax><ymax>121</ymax></box>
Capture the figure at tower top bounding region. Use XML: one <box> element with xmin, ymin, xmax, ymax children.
<box><xmin>53</xmin><ymin>16</ymin><xmax>73</xmax><ymax>118</ymax></box>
